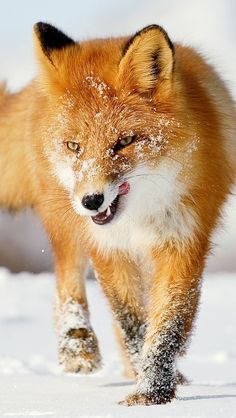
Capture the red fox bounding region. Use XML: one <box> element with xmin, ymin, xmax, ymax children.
<box><xmin>0</xmin><ymin>22</ymin><xmax>235</xmax><ymax>406</ymax></box>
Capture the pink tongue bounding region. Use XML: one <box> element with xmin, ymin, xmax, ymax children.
<box><xmin>94</xmin><ymin>210</ymin><xmax>107</xmax><ymax>220</ymax></box>
<box><xmin>118</xmin><ymin>182</ymin><xmax>130</xmax><ymax>195</ymax></box>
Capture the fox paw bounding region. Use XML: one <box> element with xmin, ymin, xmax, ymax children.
<box><xmin>119</xmin><ymin>388</ymin><xmax>176</xmax><ymax>406</ymax></box>
<box><xmin>59</xmin><ymin>327</ymin><xmax>102</xmax><ymax>374</ymax></box>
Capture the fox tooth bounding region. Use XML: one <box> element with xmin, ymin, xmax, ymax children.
<box><xmin>107</xmin><ymin>206</ymin><xmax>111</xmax><ymax>216</ymax></box>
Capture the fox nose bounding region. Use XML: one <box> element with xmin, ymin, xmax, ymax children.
<box><xmin>81</xmin><ymin>193</ymin><xmax>104</xmax><ymax>211</ymax></box>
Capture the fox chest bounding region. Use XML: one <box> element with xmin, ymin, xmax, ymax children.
<box><xmin>84</xmin><ymin>162</ymin><xmax>197</xmax><ymax>256</ymax></box>
<box><xmin>87</xmin><ymin>201</ymin><xmax>196</xmax><ymax>257</ymax></box>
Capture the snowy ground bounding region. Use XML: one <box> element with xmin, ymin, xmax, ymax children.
<box><xmin>0</xmin><ymin>268</ymin><xmax>235</xmax><ymax>418</ymax></box>
<box><xmin>0</xmin><ymin>0</ymin><xmax>236</xmax><ymax>274</ymax></box>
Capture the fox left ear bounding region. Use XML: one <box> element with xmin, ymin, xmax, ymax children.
<box><xmin>33</xmin><ymin>22</ymin><xmax>76</xmax><ymax>93</ymax></box>
<box><xmin>119</xmin><ymin>25</ymin><xmax>174</xmax><ymax>99</ymax></box>
<box><xmin>33</xmin><ymin>22</ymin><xmax>75</xmax><ymax>68</ymax></box>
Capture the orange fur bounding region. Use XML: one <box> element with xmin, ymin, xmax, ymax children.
<box><xmin>0</xmin><ymin>23</ymin><xmax>235</xmax><ymax>405</ymax></box>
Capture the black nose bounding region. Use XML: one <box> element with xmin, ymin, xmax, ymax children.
<box><xmin>81</xmin><ymin>193</ymin><xmax>104</xmax><ymax>211</ymax></box>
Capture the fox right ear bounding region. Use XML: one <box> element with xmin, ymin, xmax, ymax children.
<box><xmin>118</xmin><ymin>25</ymin><xmax>174</xmax><ymax>100</ymax></box>
<box><xmin>33</xmin><ymin>22</ymin><xmax>75</xmax><ymax>74</ymax></box>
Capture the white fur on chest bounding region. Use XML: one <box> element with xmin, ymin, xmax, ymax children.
<box><xmin>88</xmin><ymin>161</ymin><xmax>197</xmax><ymax>256</ymax></box>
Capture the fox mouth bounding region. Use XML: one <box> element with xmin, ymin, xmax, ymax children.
<box><xmin>91</xmin><ymin>195</ymin><xmax>120</xmax><ymax>225</ymax></box>
<box><xmin>91</xmin><ymin>181</ymin><xmax>130</xmax><ymax>225</ymax></box>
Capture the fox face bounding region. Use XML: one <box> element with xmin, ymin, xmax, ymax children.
<box><xmin>35</xmin><ymin>23</ymin><xmax>198</xmax><ymax>249</ymax></box>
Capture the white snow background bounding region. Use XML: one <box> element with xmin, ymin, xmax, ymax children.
<box><xmin>0</xmin><ymin>1</ymin><xmax>236</xmax><ymax>417</ymax></box>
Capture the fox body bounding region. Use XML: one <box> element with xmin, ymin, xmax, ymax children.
<box><xmin>0</xmin><ymin>23</ymin><xmax>235</xmax><ymax>405</ymax></box>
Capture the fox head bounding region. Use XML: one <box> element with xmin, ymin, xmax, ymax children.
<box><xmin>33</xmin><ymin>22</ymin><xmax>195</xmax><ymax>229</ymax></box>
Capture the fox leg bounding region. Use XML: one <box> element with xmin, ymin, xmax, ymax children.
<box><xmin>122</xmin><ymin>239</ymin><xmax>207</xmax><ymax>406</ymax></box>
<box><xmin>91</xmin><ymin>251</ymin><xmax>146</xmax><ymax>376</ymax></box>
<box><xmin>52</xmin><ymin>235</ymin><xmax>102</xmax><ymax>374</ymax></box>
<box><xmin>111</xmin><ymin>306</ymin><xmax>146</xmax><ymax>378</ymax></box>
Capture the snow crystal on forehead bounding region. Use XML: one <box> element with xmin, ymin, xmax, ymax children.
<box><xmin>85</xmin><ymin>75</ymin><xmax>110</xmax><ymax>99</ymax></box>
<box><xmin>56</xmin><ymin>94</ymin><xmax>75</xmax><ymax>122</ymax></box>
<box><xmin>58</xmin><ymin>93</ymin><xmax>75</xmax><ymax>107</ymax></box>
<box><xmin>55</xmin><ymin>111</ymin><xmax>68</xmax><ymax>128</ymax></box>
<box><xmin>134</xmin><ymin>131</ymin><xmax>169</xmax><ymax>158</ymax></box>
<box><xmin>43</xmin><ymin>95</ymin><xmax>75</xmax><ymax>141</ymax></box>
<box><xmin>186</xmin><ymin>134</ymin><xmax>200</xmax><ymax>154</ymax></box>
<box><xmin>156</xmin><ymin>116</ymin><xmax>181</xmax><ymax>132</ymax></box>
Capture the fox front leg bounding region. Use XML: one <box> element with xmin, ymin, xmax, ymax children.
<box><xmin>56</xmin><ymin>296</ymin><xmax>101</xmax><ymax>374</ymax></box>
<box><xmin>91</xmin><ymin>251</ymin><xmax>146</xmax><ymax>376</ymax></box>
<box><xmin>111</xmin><ymin>299</ymin><xmax>146</xmax><ymax>375</ymax></box>
<box><xmin>52</xmin><ymin>231</ymin><xmax>102</xmax><ymax>374</ymax></box>
<box><xmin>121</xmin><ymin>241</ymin><xmax>206</xmax><ymax>406</ymax></box>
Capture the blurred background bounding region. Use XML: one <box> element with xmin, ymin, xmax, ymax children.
<box><xmin>0</xmin><ymin>0</ymin><xmax>235</xmax><ymax>273</ymax></box>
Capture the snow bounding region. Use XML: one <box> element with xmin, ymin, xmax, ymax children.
<box><xmin>0</xmin><ymin>268</ymin><xmax>236</xmax><ymax>417</ymax></box>
<box><xmin>85</xmin><ymin>75</ymin><xmax>110</xmax><ymax>99</ymax></box>
<box><xmin>77</xmin><ymin>159</ymin><xmax>97</xmax><ymax>183</ymax></box>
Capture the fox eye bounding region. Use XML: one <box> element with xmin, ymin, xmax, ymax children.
<box><xmin>114</xmin><ymin>135</ymin><xmax>136</xmax><ymax>152</ymax></box>
<box><xmin>66</xmin><ymin>141</ymin><xmax>80</xmax><ymax>153</ymax></box>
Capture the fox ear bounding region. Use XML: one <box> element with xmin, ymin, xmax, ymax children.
<box><xmin>33</xmin><ymin>22</ymin><xmax>75</xmax><ymax>70</ymax></box>
<box><xmin>119</xmin><ymin>25</ymin><xmax>174</xmax><ymax>98</ymax></box>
